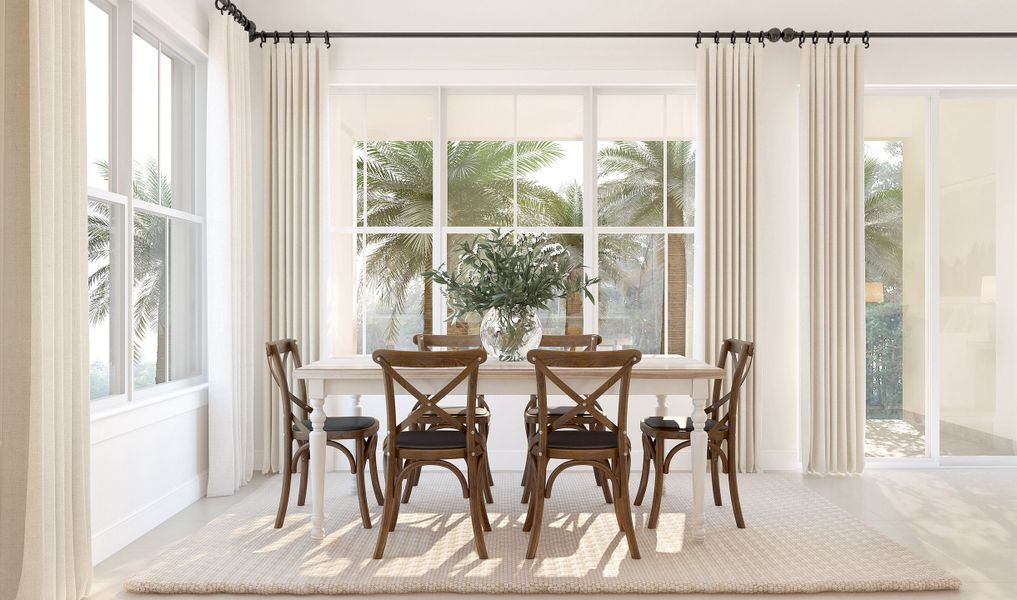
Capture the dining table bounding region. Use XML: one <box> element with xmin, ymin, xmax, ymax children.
<box><xmin>294</xmin><ymin>354</ymin><xmax>726</xmax><ymax>545</ymax></box>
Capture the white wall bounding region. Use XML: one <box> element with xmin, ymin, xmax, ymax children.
<box><xmin>237</xmin><ymin>0</ymin><xmax>1017</xmax><ymax>472</ymax></box>
<box><xmin>89</xmin><ymin>0</ymin><xmax>212</xmax><ymax>566</ymax></box>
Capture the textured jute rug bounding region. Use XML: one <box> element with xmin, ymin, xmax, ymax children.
<box><xmin>125</xmin><ymin>472</ymin><xmax>960</xmax><ymax>595</ymax></box>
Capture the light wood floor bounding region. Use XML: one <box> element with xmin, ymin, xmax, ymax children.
<box><xmin>89</xmin><ymin>468</ymin><xmax>1017</xmax><ymax>599</ymax></box>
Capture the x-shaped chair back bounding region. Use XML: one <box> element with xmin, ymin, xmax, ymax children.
<box><xmin>527</xmin><ymin>348</ymin><xmax>641</xmax><ymax>452</ymax></box>
<box><xmin>708</xmin><ymin>338</ymin><xmax>755</xmax><ymax>432</ymax></box>
<box><xmin>266</xmin><ymin>338</ymin><xmax>312</xmax><ymax>435</ymax></box>
<box><xmin>373</xmin><ymin>348</ymin><xmax>487</xmax><ymax>451</ymax></box>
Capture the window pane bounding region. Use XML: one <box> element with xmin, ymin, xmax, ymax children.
<box><xmin>666</xmin><ymin>140</ymin><xmax>696</xmax><ymax>227</ymax></box>
<box><xmin>358</xmin><ymin>234</ymin><xmax>432</xmax><ymax>351</ymax></box>
<box><xmin>133</xmin><ymin>33</ymin><xmax>160</xmax><ymax>200</ymax></box>
<box><xmin>598</xmin><ymin>140</ymin><xmax>664</xmax><ymax>226</ymax></box>
<box><xmin>938</xmin><ymin>97</ymin><xmax>1017</xmax><ymax>456</ymax></box>
<box><xmin>159</xmin><ymin>51</ymin><xmax>174</xmax><ymax>204</ymax></box>
<box><xmin>536</xmin><ymin>234</ymin><xmax>585</xmax><ymax>335</ymax></box>
<box><xmin>329</xmin><ymin>95</ymin><xmax>365</xmax><ymax>227</ymax></box>
<box><xmin>667</xmin><ymin>233</ymin><xmax>693</xmax><ymax>356</ymax></box>
<box><xmin>133</xmin><ymin>213</ymin><xmax>201</xmax><ymax>389</ymax></box>
<box><xmin>88</xmin><ymin>199</ymin><xmax>123</xmax><ymax>399</ymax></box>
<box><xmin>598</xmin><ymin>234</ymin><xmax>664</xmax><ymax>353</ymax></box>
<box><xmin>85</xmin><ymin>0</ymin><xmax>110</xmax><ymax>190</ymax></box>
<box><xmin>445</xmin><ymin>233</ymin><xmax>482</xmax><ymax>334</ymax></box>
<box><xmin>517</xmin><ymin>141</ymin><xmax>583</xmax><ymax>227</ymax></box>
<box><xmin>364</xmin><ymin>95</ymin><xmax>433</xmax><ymax>227</ymax></box>
<box><xmin>447</xmin><ymin>95</ymin><xmax>514</xmax><ymax>226</ymax></box>
<box><xmin>863</xmin><ymin>96</ymin><xmax>928</xmax><ymax>459</ymax></box>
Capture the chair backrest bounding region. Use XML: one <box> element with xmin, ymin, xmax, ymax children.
<box><xmin>265</xmin><ymin>338</ymin><xmax>310</xmax><ymax>435</ymax></box>
<box><xmin>412</xmin><ymin>333</ymin><xmax>481</xmax><ymax>351</ymax></box>
<box><xmin>708</xmin><ymin>338</ymin><xmax>755</xmax><ymax>431</ymax></box>
<box><xmin>527</xmin><ymin>348</ymin><xmax>641</xmax><ymax>452</ymax></box>
<box><xmin>373</xmin><ymin>348</ymin><xmax>488</xmax><ymax>452</ymax></box>
<box><xmin>538</xmin><ymin>334</ymin><xmax>602</xmax><ymax>351</ymax></box>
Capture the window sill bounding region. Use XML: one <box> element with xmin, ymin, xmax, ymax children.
<box><xmin>91</xmin><ymin>381</ymin><xmax>209</xmax><ymax>445</ymax></box>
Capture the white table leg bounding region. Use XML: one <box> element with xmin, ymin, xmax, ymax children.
<box><xmin>308</xmin><ymin>380</ymin><xmax>327</xmax><ymax>542</ymax></box>
<box><xmin>348</xmin><ymin>394</ymin><xmax>363</xmax><ymax>494</ymax></box>
<box><xmin>690</xmin><ymin>379</ymin><xmax>709</xmax><ymax>542</ymax></box>
<box><xmin>654</xmin><ymin>394</ymin><xmax>669</xmax><ymax>496</ymax></box>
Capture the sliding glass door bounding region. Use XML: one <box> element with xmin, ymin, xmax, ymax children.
<box><xmin>863</xmin><ymin>90</ymin><xmax>1017</xmax><ymax>464</ymax></box>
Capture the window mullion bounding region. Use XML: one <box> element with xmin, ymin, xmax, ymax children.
<box><xmin>115</xmin><ymin>0</ymin><xmax>134</xmax><ymax>400</ymax></box>
<box><xmin>584</xmin><ymin>87</ymin><xmax>598</xmax><ymax>337</ymax></box>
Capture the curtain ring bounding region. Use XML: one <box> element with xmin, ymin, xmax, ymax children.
<box><xmin>695</xmin><ymin>31</ymin><xmax>702</xmax><ymax>48</ymax></box>
<box><xmin>714</xmin><ymin>30</ymin><xmax>720</xmax><ymax>44</ymax></box>
<box><xmin>844</xmin><ymin>31</ymin><xmax>851</xmax><ymax>44</ymax></box>
<box><xmin>730</xmin><ymin>30</ymin><xmax>736</xmax><ymax>44</ymax></box>
<box><xmin>745</xmin><ymin>30</ymin><xmax>752</xmax><ymax>44</ymax></box>
<box><xmin>798</xmin><ymin>31</ymin><xmax>805</xmax><ymax>48</ymax></box>
<box><xmin>289</xmin><ymin>31</ymin><xmax>295</xmax><ymax>44</ymax></box>
<box><xmin>306</xmin><ymin>30</ymin><xmax>311</xmax><ymax>44</ymax></box>
<box><xmin>827</xmin><ymin>30</ymin><xmax>834</xmax><ymax>44</ymax></box>
<box><xmin>324</xmin><ymin>31</ymin><xmax>331</xmax><ymax>48</ymax></box>
<box><xmin>260</xmin><ymin>32</ymin><xmax>266</xmax><ymax>47</ymax></box>
<box><xmin>758</xmin><ymin>30</ymin><xmax>766</xmax><ymax>47</ymax></box>
<box><xmin>215</xmin><ymin>0</ymin><xmax>227</xmax><ymax>15</ymax></box>
<box><xmin>273</xmin><ymin>31</ymin><xmax>280</xmax><ymax>44</ymax></box>
<box><xmin>862</xmin><ymin>31</ymin><xmax>870</xmax><ymax>48</ymax></box>
<box><xmin>812</xmin><ymin>30</ymin><xmax>819</xmax><ymax>44</ymax></box>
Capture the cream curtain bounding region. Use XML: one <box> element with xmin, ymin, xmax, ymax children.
<box><xmin>0</xmin><ymin>0</ymin><xmax>91</xmax><ymax>597</ymax></box>
<box><xmin>800</xmin><ymin>43</ymin><xmax>866</xmax><ymax>475</ymax></box>
<box><xmin>697</xmin><ymin>43</ymin><xmax>759</xmax><ymax>473</ymax></box>
<box><xmin>206</xmin><ymin>12</ymin><xmax>256</xmax><ymax>496</ymax></box>
<box><xmin>261</xmin><ymin>42</ymin><xmax>327</xmax><ymax>473</ymax></box>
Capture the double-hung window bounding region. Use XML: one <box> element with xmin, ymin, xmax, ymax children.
<box><xmin>86</xmin><ymin>0</ymin><xmax>204</xmax><ymax>405</ymax></box>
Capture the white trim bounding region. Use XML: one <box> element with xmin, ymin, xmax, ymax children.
<box><xmin>88</xmin><ymin>186</ymin><xmax>128</xmax><ymax>205</ymax></box>
<box><xmin>90</xmin><ymin>469</ymin><xmax>208</xmax><ymax>565</ymax></box>
<box><xmin>133</xmin><ymin>198</ymin><xmax>204</xmax><ymax>223</ymax></box>
<box><xmin>91</xmin><ymin>382</ymin><xmax>208</xmax><ymax>436</ymax></box>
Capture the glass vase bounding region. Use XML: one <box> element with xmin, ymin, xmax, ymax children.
<box><xmin>479</xmin><ymin>305</ymin><xmax>543</xmax><ymax>362</ymax></box>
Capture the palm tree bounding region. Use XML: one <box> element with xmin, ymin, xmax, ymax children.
<box><xmin>360</xmin><ymin>140</ymin><xmax>566</xmax><ymax>345</ymax></box>
<box><xmin>864</xmin><ymin>150</ymin><xmax>904</xmax><ymax>296</ymax></box>
<box><xmin>89</xmin><ymin>159</ymin><xmax>172</xmax><ymax>385</ymax></box>
<box><xmin>597</xmin><ymin>140</ymin><xmax>695</xmax><ymax>353</ymax></box>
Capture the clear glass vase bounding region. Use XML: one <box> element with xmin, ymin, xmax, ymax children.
<box><xmin>479</xmin><ymin>305</ymin><xmax>543</xmax><ymax>362</ymax></box>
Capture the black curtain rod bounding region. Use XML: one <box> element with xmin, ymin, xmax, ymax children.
<box><xmin>214</xmin><ymin>2</ymin><xmax>1017</xmax><ymax>48</ymax></box>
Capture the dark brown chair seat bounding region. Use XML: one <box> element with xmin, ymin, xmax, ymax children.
<box><xmin>547</xmin><ymin>430</ymin><xmax>618</xmax><ymax>450</ymax></box>
<box><xmin>643</xmin><ymin>416</ymin><xmax>721</xmax><ymax>432</ymax></box>
<box><xmin>296</xmin><ymin>416</ymin><xmax>378</xmax><ymax>432</ymax></box>
<box><xmin>396</xmin><ymin>430</ymin><xmax>467</xmax><ymax>449</ymax></box>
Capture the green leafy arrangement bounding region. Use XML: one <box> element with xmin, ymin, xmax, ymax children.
<box><xmin>425</xmin><ymin>229</ymin><xmax>598</xmax><ymax>321</ymax></box>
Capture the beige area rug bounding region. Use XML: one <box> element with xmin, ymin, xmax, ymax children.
<box><xmin>125</xmin><ymin>472</ymin><xmax>960</xmax><ymax>595</ymax></box>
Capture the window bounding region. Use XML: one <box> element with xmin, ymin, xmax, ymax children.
<box><xmin>85</xmin><ymin>0</ymin><xmax>204</xmax><ymax>404</ymax></box>
<box><xmin>326</xmin><ymin>88</ymin><xmax>697</xmax><ymax>356</ymax></box>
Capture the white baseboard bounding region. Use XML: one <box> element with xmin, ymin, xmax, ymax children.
<box><xmin>758</xmin><ymin>450</ymin><xmax>801</xmax><ymax>471</ymax></box>
<box><xmin>91</xmin><ymin>470</ymin><xmax>208</xmax><ymax>565</ymax></box>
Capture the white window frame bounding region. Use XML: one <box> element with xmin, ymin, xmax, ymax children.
<box><xmin>328</xmin><ymin>85</ymin><xmax>699</xmax><ymax>356</ymax></box>
<box><xmin>88</xmin><ymin>0</ymin><xmax>207</xmax><ymax>413</ymax></box>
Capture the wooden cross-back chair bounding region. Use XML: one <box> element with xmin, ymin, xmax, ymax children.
<box><xmin>372</xmin><ymin>348</ymin><xmax>491</xmax><ymax>559</ymax></box>
<box><xmin>520</xmin><ymin>334</ymin><xmax>609</xmax><ymax>504</ymax></box>
<box><xmin>265</xmin><ymin>338</ymin><xmax>383</xmax><ymax>529</ymax></box>
<box><xmin>398</xmin><ymin>334</ymin><xmax>493</xmax><ymax>504</ymax></box>
<box><xmin>634</xmin><ymin>338</ymin><xmax>755</xmax><ymax>529</ymax></box>
<box><xmin>523</xmin><ymin>348</ymin><xmax>642</xmax><ymax>560</ymax></box>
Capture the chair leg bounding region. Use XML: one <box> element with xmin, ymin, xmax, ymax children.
<box><xmin>520</xmin><ymin>421</ymin><xmax>533</xmax><ymax>487</ymax></box>
<box><xmin>355</xmin><ymin>436</ymin><xmax>372</xmax><ymax>528</ymax></box>
<box><xmin>400</xmin><ymin>463</ymin><xmax>417</xmax><ymax>504</ymax></box>
<box><xmin>710</xmin><ymin>446</ymin><xmax>723</xmax><ymax>507</ymax></box>
<box><xmin>522</xmin><ymin>453</ymin><xmax>539</xmax><ymax>532</ymax></box>
<box><xmin>727</xmin><ymin>438</ymin><xmax>746</xmax><ymax>529</ymax></box>
<box><xmin>373</xmin><ymin>452</ymin><xmax>398</xmax><ymax>559</ymax></box>
<box><xmin>647</xmin><ymin>437</ymin><xmax>666</xmax><ymax>529</ymax></box>
<box><xmin>467</xmin><ymin>457</ymin><xmax>489</xmax><ymax>559</ymax></box>
<box><xmin>297</xmin><ymin>452</ymin><xmax>310</xmax><ymax>507</ymax></box>
<box><xmin>274</xmin><ymin>443</ymin><xmax>294</xmax><ymax>529</ymax></box>
<box><xmin>598</xmin><ymin>459</ymin><xmax>614</xmax><ymax>504</ymax></box>
<box><xmin>481</xmin><ymin>455</ymin><xmax>494</xmax><ymax>504</ymax></box>
<box><xmin>614</xmin><ymin>453</ymin><xmax>641</xmax><ymax>559</ymax></box>
<box><xmin>634</xmin><ymin>433</ymin><xmax>652</xmax><ymax>506</ymax></box>
<box><xmin>368</xmin><ymin>435</ymin><xmax>385</xmax><ymax>506</ymax></box>
<box><xmin>390</xmin><ymin>461</ymin><xmax>407</xmax><ymax>531</ymax></box>
<box><xmin>525</xmin><ymin>458</ymin><xmax>548</xmax><ymax>559</ymax></box>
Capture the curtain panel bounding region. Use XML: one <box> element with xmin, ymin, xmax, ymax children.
<box><xmin>206</xmin><ymin>12</ymin><xmax>257</xmax><ymax>496</ymax></box>
<box><xmin>261</xmin><ymin>42</ymin><xmax>328</xmax><ymax>473</ymax></box>
<box><xmin>800</xmin><ymin>43</ymin><xmax>866</xmax><ymax>475</ymax></box>
<box><xmin>0</xmin><ymin>0</ymin><xmax>91</xmax><ymax>598</ymax></box>
<box><xmin>696</xmin><ymin>43</ymin><xmax>760</xmax><ymax>472</ymax></box>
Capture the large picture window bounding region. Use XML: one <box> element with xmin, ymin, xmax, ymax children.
<box><xmin>326</xmin><ymin>88</ymin><xmax>697</xmax><ymax>356</ymax></box>
<box><xmin>86</xmin><ymin>0</ymin><xmax>204</xmax><ymax>404</ymax></box>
